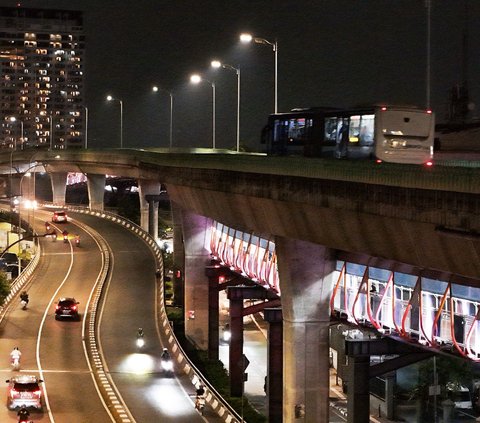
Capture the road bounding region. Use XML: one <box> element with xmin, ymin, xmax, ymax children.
<box><xmin>0</xmin><ymin>209</ymin><xmax>221</xmax><ymax>422</ymax></box>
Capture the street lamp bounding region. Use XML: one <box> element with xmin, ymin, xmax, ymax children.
<box><xmin>240</xmin><ymin>32</ymin><xmax>278</xmax><ymax>113</ymax></box>
<box><xmin>190</xmin><ymin>74</ymin><xmax>216</xmax><ymax>149</ymax></box>
<box><xmin>152</xmin><ymin>86</ymin><xmax>174</xmax><ymax>148</ymax></box>
<box><xmin>211</xmin><ymin>60</ymin><xmax>241</xmax><ymax>152</ymax></box>
<box><xmin>106</xmin><ymin>95</ymin><xmax>124</xmax><ymax>148</ymax></box>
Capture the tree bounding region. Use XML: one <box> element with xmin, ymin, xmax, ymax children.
<box><xmin>0</xmin><ymin>272</ymin><xmax>11</xmax><ymax>305</ymax></box>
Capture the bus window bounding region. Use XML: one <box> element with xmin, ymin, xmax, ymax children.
<box><xmin>349</xmin><ymin>115</ymin><xmax>361</xmax><ymax>143</ymax></box>
<box><xmin>324</xmin><ymin>117</ymin><xmax>338</xmax><ymax>142</ymax></box>
<box><xmin>359</xmin><ymin>114</ymin><xmax>374</xmax><ymax>145</ymax></box>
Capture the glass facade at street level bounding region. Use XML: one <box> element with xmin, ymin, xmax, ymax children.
<box><xmin>0</xmin><ymin>7</ymin><xmax>85</xmax><ymax>150</ymax></box>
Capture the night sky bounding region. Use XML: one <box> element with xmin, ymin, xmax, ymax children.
<box><xmin>1</xmin><ymin>0</ymin><xmax>479</xmax><ymax>151</ymax></box>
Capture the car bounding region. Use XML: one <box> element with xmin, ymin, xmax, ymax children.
<box><xmin>55</xmin><ymin>297</ymin><xmax>80</xmax><ymax>320</ymax></box>
<box><xmin>52</xmin><ymin>210</ymin><xmax>68</xmax><ymax>223</ymax></box>
<box><xmin>2</xmin><ymin>252</ymin><xmax>19</xmax><ymax>265</ymax></box>
<box><xmin>6</xmin><ymin>374</ymin><xmax>43</xmax><ymax>410</ymax></box>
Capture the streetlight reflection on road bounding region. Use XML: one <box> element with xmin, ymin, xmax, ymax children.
<box><xmin>118</xmin><ymin>353</ymin><xmax>156</xmax><ymax>375</ymax></box>
<box><xmin>147</xmin><ymin>379</ymin><xmax>195</xmax><ymax>417</ymax></box>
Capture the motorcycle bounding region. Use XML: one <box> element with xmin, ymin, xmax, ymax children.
<box><xmin>222</xmin><ymin>327</ymin><xmax>231</xmax><ymax>343</ymax></box>
<box><xmin>20</xmin><ymin>299</ymin><xmax>28</xmax><ymax>310</ymax></box>
<box><xmin>11</xmin><ymin>356</ymin><xmax>20</xmax><ymax>370</ymax></box>
<box><xmin>136</xmin><ymin>337</ymin><xmax>145</xmax><ymax>349</ymax></box>
<box><xmin>195</xmin><ymin>395</ymin><xmax>206</xmax><ymax>415</ymax></box>
<box><xmin>75</xmin><ymin>236</ymin><xmax>80</xmax><ymax>247</ymax></box>
<box><xmin>161</xmin><ymin>358</ymin><xmax>174</xmax><ymax>376</ymax></box>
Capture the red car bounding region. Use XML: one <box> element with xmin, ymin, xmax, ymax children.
<box><xmin>6</xmin><ymin>375</ymin><xmax>43</xmax><ymax>410</ymax></box>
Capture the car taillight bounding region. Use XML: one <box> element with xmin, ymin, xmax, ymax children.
<box><xmin>72</xmin><ymin>305</ymin><xmax>77</xmax><ymax>311</ymax></box>
<box><xmin>10</xmin><ymin>389</ymin><xmax>17</xmax><ymax>397</ymax></box>
<box><xmin>34</xmin><ymin>389</ymin><xmax>41</xmax><ymax>396</ymax></box>
<box><xmin>55</xmin><ymin>305</ymin><xmax>60</xmax><ymax>310</ymax></box>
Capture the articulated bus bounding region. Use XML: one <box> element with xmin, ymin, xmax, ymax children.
<box><xmin>261</xmin><ymin>105</ymin><xmax>435</xmax><ymax>164</ymax></box>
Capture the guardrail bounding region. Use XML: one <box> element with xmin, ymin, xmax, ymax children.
<box><xmin>63</xmin><ymin>205</ymin><xmax>245</xmax><ymax>423</ymax></box>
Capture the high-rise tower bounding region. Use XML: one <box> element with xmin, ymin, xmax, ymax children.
<box><xmin>0</xmin><ymin>6</ymin><xmax>85</xmax><ymax>150</ymax></box>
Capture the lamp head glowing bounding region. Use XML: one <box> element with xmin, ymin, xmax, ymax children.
<box><xmin>9</xmin><ymin>117</ymin><xmax>16</xmax><ymax>122</ymax></box>
<box><xmin>211</xmin><ymin>60</ymin><xmax>221</xmax><ymax>69</ymax></box>
<box><xmin>190</xmin><ymin>74</ymin><xmax>202</xmax><ymax>84</ymax></box>
<box><xmin>240</xmin><ymin>33</ymin><xmax>253</xmax><ymax>43</ymax></box>
<box><xmin>152</xmin><ymin>86</ymin><xmax>159</xmax><ymax>92</ymax></box>
<box><xmin>106</xmin><ymin>95</ymin><xmax>113</xmax><ymax>101</ymax></box>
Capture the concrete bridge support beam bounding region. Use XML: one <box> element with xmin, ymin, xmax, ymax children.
<box><xmin>138</xmin><ymin>179</ymin><xmax>161</xmax><ymax>234</ymax></box>
<box><xmin>265</xmin><ymin>307</ymin><xmax>283</xmax><ymax>423</ymax></box>
<box><xmin>275</xmin><ymin>236</ymin><xmax>335</xmax><ymax>423</ymax></box>
<box><xmin>87</xmin><ymin>173</ymin><xmax>105</xmax><ymax>211</ymax></box>
<box><xmin>50</xmin><ymin>172</ymin><xmax>68</xmax><ymax>206</ymax></box>
<box><xmin>182</xmin><ymin>210</ymin><xmax>211</xmax><ymax>349</ymax></box>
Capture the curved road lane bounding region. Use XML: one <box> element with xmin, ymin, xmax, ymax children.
<box><xmin>70</xmin><ymin>212</ymin><xmax>222</xmax><ymax>422</ymax></box>
<box><xmin>0</xmin><ymin>209</ymin><xmax>115</xmax><ymax>422</ymax></box>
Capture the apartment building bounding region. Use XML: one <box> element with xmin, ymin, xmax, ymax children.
<box><xmin>0</xmin><ymin>6</ymin><xmax>85</xmax><ymax>150</ymax></box>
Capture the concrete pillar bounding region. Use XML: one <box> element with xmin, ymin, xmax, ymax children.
<box><xmin>86</xmin><ymin>173</ymin><xmax>105</xmax><ymax>211</ymax></box>
<box><xmin>227</xmin><ymin>292</ymin><xmax>244</xmax><ymax>397</ymax></box>
<box><xmin>182</xmin><ymin>210</ymin><xmax>211</xmax><ymax>349</ymax></box>
<box><xmin>346</xmin><ymin>356</ymin><xmax>370</xmax><ymax>423</ymax></box>
<box><xmin>171</xmin><ymin>201</ymin><xmax>185</xmax><ymax>307</ymax></box>
<box><xmin>265</xmin><ymin>307</ymin><xmax>283</xmax><ymax>423</ymax></box>
<box><xmin>145</xmin><ymin>196</ymin><xmax>159</xmax><ymax>239</ymax></box>
<box><xmin>138</xmin><ymin>179</ymin><xmax>161</xmax><ymax>232</ymax></box>
<box><xmin>275</xmin><ymin>236</ymin><xmax>335</xmax><ymax>423</ymax></box>
<box><xmin>206</xmin><ymin>267</ymin><xmax>221</xmax><ymax>360</ymax></box>
<box><xmin>50</xmin><ymin>172</ymin><xmax>68</xmax><ymax>206</ymax></box>
<box><xmin>385</xmin><ymin>372</ymin><xmax>395</xmax><ymax>420</ymax></box>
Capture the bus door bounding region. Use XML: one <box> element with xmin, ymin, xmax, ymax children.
<box><xmin>346</xmin><ymin>114</ymin><xmax>375</xmax><ymax>159</ymax></box>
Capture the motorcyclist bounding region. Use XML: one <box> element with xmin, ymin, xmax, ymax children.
<box><xmin>45</xmin><ymin>221</ymin><xmax>51</xmax><ymax>231</ymax></box>
<box><xmin>74</xmin><ymin>234</ymin><xmax>80</xmax><ymax>245</ymax></box>
<box><xmin>62</xmin><ymin>230</ymin><xmax>68</xmax><ymax>242</ymax></box>
<box><xmin>195</xmin><ymin>384</ymin><xmax>206</xmax><ymax>410</ymax></box>
<box><xmin>20</xmin><ymin>291</ymin><xmax>29</xmax><ymax>305</ymax></box>
<box><xmin>161</xmin><ymin>347</ymin><xmax>170</xmax><ymax>361</ymax></box>
<box><xmin>137</xmin><ymin>328</ymin><xmax>144</xmax><ymax>339</ymax></box>
<box><xmin>196</xmin><ymin>384</ymin><xmax>205</xmax><ymax>397</ymax></box>
<box><xmin>17</xmin><ymin>405</ymin><xmax>30</xmax><ymax>421</ymax></box>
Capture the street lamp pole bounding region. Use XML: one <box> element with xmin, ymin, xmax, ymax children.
<box><xmin>240</xmin><ymin>33</ymin><xmax>278</xmax><ymax>113</ymax></box>
<box><xmin>152</xmin><ymin>86</ymin><xmax>174</xmax><ymax>148</ymax></box>
<box><xmin>190</xmin><ymin>75</ymin><xmax>216</xmax><ymax>149</ymax></box>
<box><xmin>211</xmin><ymin>61</ymin><xmax>241</xmax><ymax>152</ymax></box>
<box><xmin>106</xmin><ymin>95</ymin><xmax>123</xmax><ymax>148</ymax></box>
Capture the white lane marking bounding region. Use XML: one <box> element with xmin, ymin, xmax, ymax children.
<box><xmin>77</xmin><ymin>220</ymin><xmax>118</xmax><ymax>422</ymax></box>
<box><xmin>36</xmin><ymin>223</ymin><xmax>75</xmax><ymax>423</ymax></box>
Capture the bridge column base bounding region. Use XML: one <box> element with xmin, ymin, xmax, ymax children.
<box><xmin>87</xmin><ymin>173</ymin><xmax>105</xmax><ymax>211</ymax></box>
<box><xmin>265</xmin><ymin>307</ymin><xmax>283</xmax><ymax>423</ymax></box>
<box><xmin>138</xmin><ymin>179</ymin><xmax>161</xmax><ymax>234</ymax></box>
<box><xmin>276</xmin><ymin>236</ymin><xmax>334</xmax><ymax>423</ymax></box>
<box><xmin>182</xmin><ymin>210</ymin><xmax>211</xmax><ymax>350</ymax></box>
<box><xmin>346</xmin><ymin>355</ymin><xmax>370</xmax><ymax>423</ymax></box>
<box><xmin>50</xmin><ymin>172</ymin><xmax>67</xmax><ymax>206</ymax></box>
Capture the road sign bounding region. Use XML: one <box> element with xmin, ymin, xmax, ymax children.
<box><xmin>429</xmin><ymin>385</ymin><xmax>441</xmax><ymax>396</ymax></box>
<box><xmin>239</xmin><ymin>354</ymin><xmax>250</xmax><ymax>371</ymax></box>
